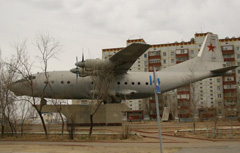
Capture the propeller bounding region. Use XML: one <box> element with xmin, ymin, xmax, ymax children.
<box><xmin>70</xmin><ymin>50</ymin><xmax>87</xmax><ymax>79</ymax></box>
<box><xmin>76</xmin><ymin>56</ymin><xmax>79</xmax><ymax>81</ymax></box>
<box><xmin>81</xmin><ymin>52</ymin><xmax>85</xmax><ymax>75</ymax></box>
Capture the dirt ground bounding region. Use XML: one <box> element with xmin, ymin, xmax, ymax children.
<box><xmin>0</xmin><ymin>120</ymin><xmax>240</xmax><ymax>153</ymax></box>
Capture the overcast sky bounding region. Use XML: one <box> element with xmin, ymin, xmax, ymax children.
<box><xmin>1</xmin><ymin>0</ymin><xmax>240</xmax><ymax>72</ymax></box>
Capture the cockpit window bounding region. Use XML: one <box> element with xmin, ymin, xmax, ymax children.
<box><xmin>26</xmin><ymin>75</ymin><xmax>36</xmax><ymax>80</ymax></box>
<box><xmin>14</xmin><ymin>78</ymin><xmax>26</xmax><ymax>83</ymax></box>
<box><xmin>14</xmin><ymin>75</ymin><xmax>36</xmax><ymax>84</ymax></box>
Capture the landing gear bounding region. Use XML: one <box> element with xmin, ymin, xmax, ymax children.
<box><xmin>40</xmin><ymin>97</ymin><xmax>47</xmax><ymax>106</ymax></box>
<box><xmin>103</xmin><ymin>96</ymin><xmax>122</xmax><ymax>104</ymax></box>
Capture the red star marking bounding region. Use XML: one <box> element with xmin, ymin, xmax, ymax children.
<box><xmin>207</xmin><ymin>43</ymin><xmax>215</xmax><ymax>52</ymax></box>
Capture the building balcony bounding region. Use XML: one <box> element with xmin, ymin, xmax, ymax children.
<box><xmin>224</xmin><ymin>96</ymin><xmax>237</xmax><ymax>101</ymax></box>
<box><xmin>149</xmin><ymin>63</ymin><xmax>161</xmax><ymax>66</ymax></box>
<box><xmin>176</xmin><ymin>53</ymin><xmax>189</xmax><ymax>58</ymax></box>
<box><xmin>148</xmin><ymin>55</ymin><xmax>161</xmax><ymax>59</ymax></box>
<box><xmin>178</xmin><ymin>99</ymin><xmax>190</xmax><ymax>102</ymax></box>
<box><xmin>224</xmin><ymin>58</ymin><xmax>235</xmax><ymax>62</ymax></box>
<box><xmin>222</xmin><ymin>50</ymin><xmax>234</xmax><ymax>55</ymax></box>
<box><xmin>177</xmin><ymin>90</ymin><xmax>190</xmax><ymax>94</ymax></box>
<box><xmin>223</xmin><ymin>88</ymin><xmax>237</xmax><ymax>93</ymax></box>
<box><xmin>223</xmin><ymin>81</ymin><xmax>236</xmax><ymax>85</ymax></box>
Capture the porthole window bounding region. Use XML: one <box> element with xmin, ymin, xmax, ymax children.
<box><xmin>138</xmin><ymin>82</ymin><xmax>141</xmax><ymax>85</ymax></box>
<box><xmin>125</xmin><ymin>82</ymin><xmax>128</xmax><ymax>85</ymax></box>
<box><xmin>117</xmin><ymin>82</ymin><xmax>120</xmax><ymax>85</ymax></box>
<box><xmin>132</xmin><ymin>82</ymin><xmax>135</xmax><ymax>85</ymax></box>
<box><xmin>146</xmin><ymin>82</ymin><xmax>149</xmax><ymax>85</ymax></box>
<box><xmin>67</xmin><ymin>81</ymin><xmax>70</xmax><ymax>84</ymax></box>
<box><xmin>51</xmin><ymin>81</ymin><xmax>54</xmax><ymax>84</ymax></box>
<box><xmin>61</xmin><ymin>81</ymin><xmax>64</xmax><ymax>84</ymax></box>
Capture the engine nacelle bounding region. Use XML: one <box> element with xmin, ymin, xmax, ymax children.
<box><xmin>76</xmin><ymin>59</ymin><xmax>112</xmax><ymax>70</ymax></box>
<box><xmin>70</xmin><ymin>67</ymin><xmax>100</xmax><ymax>77</ymax></box>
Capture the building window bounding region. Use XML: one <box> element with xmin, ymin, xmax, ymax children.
<box><xmin>163</xmin><ymin>52</ymin><xmax>167</xmax><ymax>56</ymax></box>
<box><xmin>171</xmin><ymin>59</ymin><xmax>175</xmax><ymax>63</ymax></box>
<box><xmin>144</xmin><ymin>54</ymin><xmax>147</xmax><ymax>58</ymax></box>
<box><xmin>163</xmin><ymin>59</ymin><xmax>167</xmax><ymax>64</ymax></box>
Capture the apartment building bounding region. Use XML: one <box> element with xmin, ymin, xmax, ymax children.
<box><xmin>102</xmin><ymin>32</ymin><xmax>240</xmax><ymax>119</ymax></box>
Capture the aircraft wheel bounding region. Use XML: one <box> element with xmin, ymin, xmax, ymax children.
<box><xmin>112</xmin><ymin>96</ymin><xmax>122</xmax><ymax>103</ymax></box>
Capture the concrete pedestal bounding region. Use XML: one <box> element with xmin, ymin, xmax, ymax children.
<box><xmin>40</xmin><ymin>103</ymin><xmax>130</xmax><ymax>126</ymax></box>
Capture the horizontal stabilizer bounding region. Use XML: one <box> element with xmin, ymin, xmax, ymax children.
<box><xmin>211</xmin><ymin>66</ymin><xmax>238</xmax><ymax>73</ymax></box>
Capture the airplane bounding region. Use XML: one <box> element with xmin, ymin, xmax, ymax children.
<box><xmin>9</xmin><ymin>33</ymin><xmax>238</xmax><ymax>103</ymax></box>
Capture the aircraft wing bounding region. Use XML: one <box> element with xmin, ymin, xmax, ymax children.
<box><xmin>110</xmin><ymin>43</ymin><xmax>151</xmax><ymax>73</ymax></box>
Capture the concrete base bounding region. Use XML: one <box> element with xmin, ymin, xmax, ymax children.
<box><xmin>40</xmin><ymin>103</ymin><xmax>130</xmax><ymax>126</ymax></box>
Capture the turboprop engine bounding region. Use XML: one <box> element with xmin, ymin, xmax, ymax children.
<box><xmin>70</xmin><ymin>57</ymin><xmax>113</xmax><ymax>77</ymax></box>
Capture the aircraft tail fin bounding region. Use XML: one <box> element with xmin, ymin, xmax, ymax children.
<box><xmin>197</xmin><ymin>33</ymin><xmax>224</xmax><ymax>62</ymax></box>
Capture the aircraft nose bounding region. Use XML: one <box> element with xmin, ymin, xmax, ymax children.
<box><xmin>9</xmin><ymin>80</ymin><xmax>27</xmax><ymax>96</ymax></box>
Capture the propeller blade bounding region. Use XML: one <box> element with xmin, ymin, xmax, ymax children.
<box><xmin>82</xmin><ymin>50</ymin><xmax>84</xmax><ymax>62</ymax></box>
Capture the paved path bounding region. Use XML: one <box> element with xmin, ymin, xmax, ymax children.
<box><xmin>1</xmin><ymin>139</ymin><xmax>240</xmax><ymax>153</ymax></box>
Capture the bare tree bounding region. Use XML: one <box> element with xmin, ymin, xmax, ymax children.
<box><xmin>50</xmin><ymin>99</ymin><xmax>66</xmax><ymax>139</ymax></box>
<box><xmin>88</xmin><ymin>64</ymin><xmax>115</xmax><ymax>137</ymax></box>
<box><xmin>184</xmin><ymin>64</ymin><xmax>198</xmax><ymax>132</ymax></box>
<box><xmin>9</xmin><ymin>41</ymin><xmax>50</xmax><ymax>138</ymax></box>
<box><xmin>35</xmin><ymin>32</ymin><xmax>60</xmax><ymax>98</ymax></box>
<box><xmin>0</xmin><ymin>56</ymin><xmax>19</xmax><ymax>136</ymax></box>
<box><xmin>16</xmin><ymin>96</ymin><xmax>32</xmax><ymax>136</ymax></box>
<box><xmin>8</xmin><ymin>33</ymin><xmax>60</xmax><ymax>138</ymax></box>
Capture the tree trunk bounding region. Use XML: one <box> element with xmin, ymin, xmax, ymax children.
<box><xmin>89</xmin><ymin>114</ymin><xmax>94</xmax><ymax>137</ymax></box>
<box><xmin>36</xmin><ymin>109</ymin><xmax>48</xmax><ymax>139</ymax></box>
<box><xmin>88</xmin><ymin>101</ymin><xmax>103</xmax><ymax>138</ymax></box>
<box><xmin>20</xmin><ymin>124</ymin><xmax>23</xmax><ymax>136</ymax></box>
<box><xmin>59</xmin><ymin>113</ymin><xmax>64</xmax><ymax>140</ymax></box>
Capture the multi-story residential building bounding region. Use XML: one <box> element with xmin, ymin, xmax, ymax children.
<box><xmin>102</xmin><ymin>32</ymin><xmax>240</xmax><ymax>120</ymax></box>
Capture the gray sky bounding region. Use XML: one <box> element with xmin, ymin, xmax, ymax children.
<box><xmin>1</xmin><ymin>0</ymin><xmax>240</xmax><ymax>72</ymax></box>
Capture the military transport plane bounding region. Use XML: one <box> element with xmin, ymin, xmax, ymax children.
<box><xmin>10</xmin><ymin>33</ymin><xmax>237</xmax><ymax>103</ymax></box>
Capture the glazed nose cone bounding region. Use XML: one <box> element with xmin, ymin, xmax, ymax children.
<box><xmin>9</xmin><ymin>80</ymin><xmax>27</xmax><ymax>96</ymax></box>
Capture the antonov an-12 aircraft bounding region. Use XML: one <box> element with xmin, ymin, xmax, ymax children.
<box><xmin>10</xmin><ymin>33</ymin><xmax>237</xmax><ymax>103</ymax></box>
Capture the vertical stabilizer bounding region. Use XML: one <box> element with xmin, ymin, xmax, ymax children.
<box><xmin>197</xmin><ymin>33</ymin><xmax>224</xmax><ymax>62</ymax></box>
